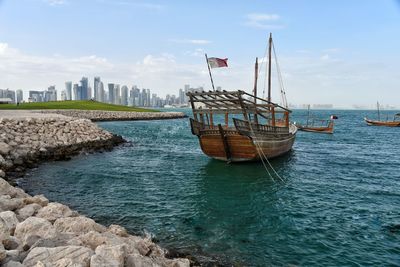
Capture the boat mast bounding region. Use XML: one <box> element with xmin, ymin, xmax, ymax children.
<box><xmin>267</xmin><ymin>33</ymin><xmax>272</xmax><ymax>104</ymax></box>
<box><xmin>306</xmin><ymin>104</ymin><xmax>310</xmax><ymax>126</ymax></box>
<box><xmin>377</xmin><ymin>101</ymin><xmax>381</xmax><ymax>121</ymax></box>
<box><xmin>253</xmin><ymin>57</ymin><xmax>259</xmax><ymax>124</ymax></box>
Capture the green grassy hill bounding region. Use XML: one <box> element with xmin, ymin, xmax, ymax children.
<box><xmin>0</xmin><ymin>100</ymin><xmax>158</xmax><ymax>112</ymax></box>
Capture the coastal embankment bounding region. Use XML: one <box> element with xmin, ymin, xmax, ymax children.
<box><xmin>0</xmin><ymin>110</ymin><xmax>190</xmax><ymax>266</ymax></box>
<box><xmin>38</xmin><ymin>110</ymin><xmax>187</xmax><ymax>122</ymax></box>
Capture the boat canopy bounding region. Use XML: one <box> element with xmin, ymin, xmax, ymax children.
<box><xmin>186</xmin><ymin>90</ymin><xmax>291</xmax><ymax>118</ymax></box>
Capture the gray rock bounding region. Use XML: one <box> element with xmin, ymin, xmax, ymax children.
<box><xmin>23</xmin><ymin>195</ymin><xmax>48</xmax><ymax>207</ymax></box>
<box><xmin>54</xmin><ymin>216</ymin><xmax>106</xmax><ymax>235</ymax></box>
<box><xmin>16</xmin><ymin>203</ymin><xmax>42</xmax><ymax>221</ymax></box>
<box><xmin>23</xmin><ymin>245</ymin><xmax>93</xmax><ymax>267</ymax></box>
<box><xmin>0</xmin><ymin>196</ymin><xmax>24</xmax><ymax>212</ymax></box>
<box><xmin>14</xmin><ymin>217</ymin><xmax>56</xmax><ymax>246</ymax></box>
<box><xmin>0</xmin><ymin>243</ymin><xmax>6</xmax><ymax>262</ymax></box>
<box><xmin>90</xmin><ymin>244</ymin><xmax>125</xmax><ymax>267</ymax></box>
<box><xmin>3</xmin><ymin>260</ymin><xmax>25</xmax><ymax>267</ymax></box>
<box><xmin>108</xmin><ymin>224</ymin><xmax>128</xmax><ymax>237</ymax></box>
<box><xmin>2</xmin><ymin>236</ymin><xmax>21</xmax><ymax>250</ymax></box>
<box><xmin>36</xmin><ymin>202</ymin><xmax>78</xmax><ymax>223</ymax></box>
<box><xmin>125</xmin><ymin>254</ymin><xmax>162</xmax><ymax>267</ymax></box>
<box><xmin>0</xmin><ymin>211</ymin><xmax>19</xmax><ymax>235</ymax></box>
<box><xmin>0</xmin><ymin>178</ymin><xmax>29</xmax><ymax>198</ymax></box>
<box><xmin>0</xmin><ymin>142</ymin><xmax>11</xmax><ymax>155</ymax></box>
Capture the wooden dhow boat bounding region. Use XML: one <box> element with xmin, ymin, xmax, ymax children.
<box><xmin>296</xmin><ymin>105</ymin><xmax>336</xmax><ymax>134</ymax></box>
<box><xmin>187</xmin><ymin>34</ymin><xmax>297</xmax><ymax>162</ymax></box>
<box><xmin>364</xmin><ymin>102</ymin><xmax>400</xmax><ymax>127</ymax></box>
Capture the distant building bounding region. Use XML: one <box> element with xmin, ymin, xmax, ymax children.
<box><xmin>108</xmin><ymin>83</ymin><xmax>114</xmax><ymax>104</ymax></box>
<box><xmin>29</xmin><ymin>91</ymin><xmax>45</xmax><ymax>102</ymax></box>
<box><xmin>0</xmin><ymin>89</ymin><xmax>16</xmax><ymax>103</ymax></box>
<box><xmin>45</xmin><ymin>86</ymin><xmax>57</xmax><ymax>101</ymax></box>
<box><xmin>16</xmin><ymin>90</ymin><xmax>23</xmax><ymax>103</ymax></box>
<box><xmin>65</xmin><ymin>81</ymin><xmax>72</xmax><ymax>100</ymax></box>
<box><xmin>80</xmin><ymin>77</ymin><xmax>89</xmax><ymax>100</ymax></box>
<box><xmin>98</xmin><ymin>81</ymin><xmax>104</xmax><ymax>102</ymax></box>
<box><xmin>121</xmin><ymin>85</ymin><xmax>128</xmax><ymax>106</ymax></box>
<box><xmin>114</xmin><ymin>84</ymin><xmax>120</xmax><ymax>105</ymax></box>
<box><xmin>60</xmin><ymin>90</ymin><xmax>67</xmax><ymax>101</ymax></box>
<box><xmin>73</xmin><ymin>84</ymin><xmax>79</xmax><ymax>100</ymax></box>
<box><xmin>94</xmin><ymin>77</ymin><xmax>101</xmax><ymax>101</ymax></box>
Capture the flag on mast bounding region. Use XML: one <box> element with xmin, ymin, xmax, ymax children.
<box><xmin>207</xmin><ymin>57</ymin><xmax>228</xmax><ymax>68</ymax></box>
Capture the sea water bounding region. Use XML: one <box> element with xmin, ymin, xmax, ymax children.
<box><xmin>20</xmin><ymin>109</ymin><xmax>400</xmax><ymax>266</ymax></box>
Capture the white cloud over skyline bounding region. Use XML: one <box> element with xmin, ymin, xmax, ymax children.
<box><xmin>244</xmin><ymin>13</ymin><xmax>284</xmax><ymax>29</ymax></box>
<box><xmin>1</xmin><ymin>41</ymin><xmax>399</xmax><ymax>108</ymax></box>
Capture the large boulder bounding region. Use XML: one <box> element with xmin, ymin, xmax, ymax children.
<box><xmin>23</xmin><ymin>245</ymin><xmax>93</xmax><ymax>267</ymax></box>
<box><xmin>3</xmin><ymin>261</ymin><xmax>25</xmax><ymax>267</ymax></box>
<box><xmin>14</xmin><ymin>217</ymin><xmax>56</xmax><ymax>246</ymax></box>
<box><xmin>125</xmin><ymin>254</ymin><xmax>162</xmax><ymax>267</ymax></box>
<box><xmin>108</xmin><ymin>224</ymin><xmax>129</xmax><ymax>237</ymax></box>
<box><xmin>15</xmin><ymin>203</ymin><xmax>42</xmax><ymax>221</ymax></box>
<box><xmin>0</xmin><ymin>142</ymin><xmax>11</xmax><ymax>155</ymax></box>
<box><xmin>90</xmin><ymin>244</ymin><xmax>125</xmax><ymax>267</ymax></box>
<box><xmin>0</xmin><ymin>218</ymin><xmax>9</xmax><ymax>241</ymax></box>
<box><xmin>68</xmin><ymin>231</ymin><xmax>106</xmax><ymax>250</ymax></box>
<box><xmin>0</xmin><ymin>211</ymin><xmax>19</xmax><ymax>235</ymax></box>
<box><xmin>54</xmin><ymin>216</ymin><xmax>106</xmax><ymax>235</ymax></box>
<box><xmin>0</xmin><ymin>179</ymin><xmax>29</xmax><ymax>199</ymax></box>
<box><xmin>23</xmin><ymin>195</ymin><xmax>49</xmax><ymax>207</ymax></box>
<box><xmin>36</xmin><ymin>202</ymin><xmax>78</xmax><ymax>223</ymax></box>
<box><xmin>0</xmin><ymin>196</ymin><xmax>24</xmax><ymax>212</ymax></box>
<box><xmin>0</xmin><ymin>243</ymin><xmax>6</xmax><ymax>262</ymax></box>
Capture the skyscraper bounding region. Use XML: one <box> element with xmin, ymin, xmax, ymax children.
<box><xmin>114</xmin><ymin>84</ymin><xmax>120</xmax><ymax>105</ymax></box>
<box><xmin>94</xmin><ymin>77</ymin><xmax>100</xmax><ymax>101</ymax></box>
<box><xmin>108</xmin><ymin>83</ymin><xmax>114</xmax><ymax>104</ymax></box>
<box><xmin>99</xmin><ymin>81</ymin><xmax>104</xmax><ymax>102</ymax></box>
<box><xmin>16</xmin><ymin>89</ymin><xmax>23</xmax><ymax>103</ymax></box>
<box><xmin>45</xmin><ymin>86</ymin><xmax>57</xmax><ymax>101</ymax></box>
<box><xmin>65</xmin><ymin>81</ymin><xmax>72</xmax><ymax>100</ymax></box>
<box><xmin>121</xmin><ymin>85</ymin><xmax>128</xmax><ymax>106</ymax></box>
<box><xmin>73</xmin><ymin>84</ymin><xmax>79</xmax><ymax>100</ymax></box>
<box><xmin>80</xmin><ymin>77</ymin><xmax>89</xmax><ymax>100</ymax></box>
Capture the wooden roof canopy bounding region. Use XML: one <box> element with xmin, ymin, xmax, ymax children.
<box><xmin>186</xmin><ymin>90</ymin><xmax>291</xmax><ymax>115</ymax></box>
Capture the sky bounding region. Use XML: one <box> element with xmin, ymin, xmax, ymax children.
<box><xmin>1</xmin><ymin>0</ymin><xmax>400</xmax><ymax>107</ymax></box>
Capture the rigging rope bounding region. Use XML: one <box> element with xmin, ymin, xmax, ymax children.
<box><xmin>246</xmin><ymin>119</ymin><xmax>285</xmax><ymax>182</ymax></box>
<box><xmin>272</xmin><ymin>41</ymin><xmax>288</xmax><ymax>109</ymax></box>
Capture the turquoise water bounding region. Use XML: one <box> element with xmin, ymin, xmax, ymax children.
<box><xmin>20</xmin><ymin>109</ymin><xmax>400</xmax><ymax>266</ymax></box>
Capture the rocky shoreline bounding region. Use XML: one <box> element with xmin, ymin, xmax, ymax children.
<box><xmin>0</xmin><ymin>111</ymin><xmax>191</xmax><ymax>266</ymax></box>
<box><xmin>37</xmin><ymin>110</ymin><xmax>187</xmax><ymax>122</ymax></box>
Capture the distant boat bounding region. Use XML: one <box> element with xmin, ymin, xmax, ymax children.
<box><xmin>296</xmin><ymin>105</ymin><xmax>336</xmax><ymax>134</ymax></box>
<box><xmin>187</xmin><ymin>33</ymin><xmax>297</xmax><ymax>162</ymax></box>
<box><xmin>364</xmin><ymin>102</ymin><xmax>400</xmax><ymax>127</ymax></box>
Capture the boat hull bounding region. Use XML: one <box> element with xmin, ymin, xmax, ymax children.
<box><xmin>364</xmin><ymin>118</ymin><xmax>400</xmax><ymax>127</ymax></box>
<box><xmin>197</xmin><ymin>127</ymin><xmax>296</xmax><ymax>162</ymax></box>
<box><xmin>298</xmin><ymin>126</ymin><xmax>333</xmax><ymax>134</ymax></box>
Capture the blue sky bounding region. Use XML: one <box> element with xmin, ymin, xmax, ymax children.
<box><xmin>1</xmin><ymin>0</ymin><xmax>400</xmax><ymax>107</ymax></box>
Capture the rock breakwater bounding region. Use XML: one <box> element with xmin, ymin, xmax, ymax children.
<box><xmin>0</xmin><ymin>116</ymin><xmax>124</xmax><ymax>179</ymax></box>
<box><xmin>38</xmin><ymin>110</ymin><xmax>187</xmax><ymax>121</ymax></box>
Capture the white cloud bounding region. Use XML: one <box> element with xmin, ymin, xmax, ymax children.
<box><xmin>95</xmin><ymin>0</ymin><xmax>164</xmax><ymax>11</ymax></box>
<box><xmin>43</xmin><ymin>0</ymin><xmax>67</xmax><ymax>6</ymax></box>
<box><xmin>170</xmin><ymin>39</ymin><xmax>212</xmax><ymax>45</ymax></box>
<box><xmin>244</xmin><ymin>13</ymin><xmax>284</xmax><ymax>29</ymax></box>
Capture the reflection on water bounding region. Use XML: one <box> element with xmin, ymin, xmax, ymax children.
<box><xmin>20</xmin><ymin>109</ymin><xmax>400</xmax><ymax>266</ymax></box>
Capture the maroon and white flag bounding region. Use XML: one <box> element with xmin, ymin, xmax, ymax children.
<box><xmin>207</xmin><ymin>57</ymin><xmax>228</xmax><ymax>68</ymax></box>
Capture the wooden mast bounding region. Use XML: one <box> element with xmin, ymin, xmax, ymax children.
<box><xmin>377</xmin><ymin>101</ymin><xmax>381</xmax><ymax>121</ymax></box>
<box><xmin>267</xmin><ymin>33</ymin><xmax>272</xmax><ymax>103</ymax></box>
<box><xmin>253</xmin><ymin>57</ymin><xmax>259</xmax><ymax>124</ymax></box>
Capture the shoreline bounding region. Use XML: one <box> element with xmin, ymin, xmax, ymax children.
<box><xmin>0</xmin><ymin>110</ymin><xmax>192</xmax><ymax>266</ymax></box>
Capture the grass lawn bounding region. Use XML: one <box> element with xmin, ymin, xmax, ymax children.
<box><xmin>0</xmin><ymin>100</ymin><xmax>159</xmax><ymax>112</ymax></box>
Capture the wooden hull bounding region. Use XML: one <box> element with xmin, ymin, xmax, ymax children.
<box><xmin>298</xmin><ymin>126</ymin><xmax>333</xmax><ymax>134</ymax></box>
<box><xmin>197</xmin><ymin>126</ymin><xmax>297</xmax><ymax>162</ymax></box>
<box><xmin>364</xmin><ymin>118</ymin><xmax>400</xmax><ymax>127</ymax></box>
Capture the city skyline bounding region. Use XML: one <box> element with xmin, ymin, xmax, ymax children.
<box><xmin>1</xmin><ymin>1</ymin><xmax>400</xmax><ymax>107</ymax></box>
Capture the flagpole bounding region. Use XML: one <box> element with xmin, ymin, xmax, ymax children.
<box><xmin>205</xmin><ymin>53</ymin><xmax>215</xmax><ymax>91</ymax></box>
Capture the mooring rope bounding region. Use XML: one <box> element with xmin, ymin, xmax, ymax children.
<box><xmin>246</xmin><ymin>120</ymin><xmax>285</xmax><ymax>182</ymax></box>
